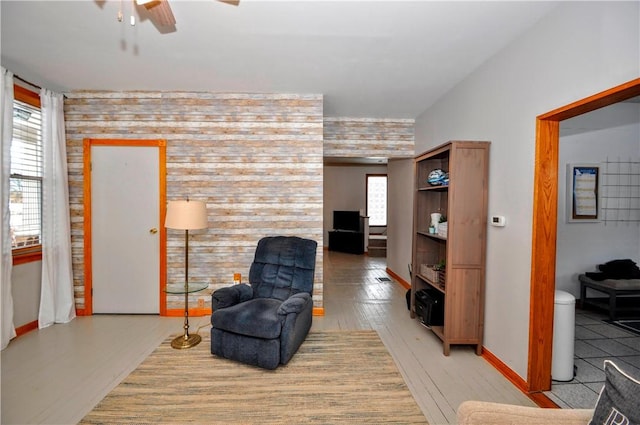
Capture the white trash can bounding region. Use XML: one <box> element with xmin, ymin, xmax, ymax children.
<box><xmin>552</xmin><ymin>290</ymin><xmax>576</xmax><ymax>381</ymax></box>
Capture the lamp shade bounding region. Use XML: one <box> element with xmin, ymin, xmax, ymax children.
<box><xmin>165</xmin><ymin>200</ymin><xmax>208</xmax><ymax>230</ymax></box>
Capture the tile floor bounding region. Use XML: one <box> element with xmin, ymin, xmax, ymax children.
<box><xmin>545</xmin><ymin>308</ymin><xmax>640</xmax><ymax>408</ymax></box>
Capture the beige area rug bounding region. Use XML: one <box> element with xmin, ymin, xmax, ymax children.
<box><xmin>80</xmin><ymin>330</ymin><xmax>427</xmax><ymax>424</ymax></box>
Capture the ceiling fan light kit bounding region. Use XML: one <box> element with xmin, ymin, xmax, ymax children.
<box><xmin>117</xmin><ymin>0</ymin><xmax>238</xmax><ymax>29</ymax></box>
<box><xmin>142</xmin><ymin>0</ymin><xmax>176</xmax><ymax>27</ymax></box>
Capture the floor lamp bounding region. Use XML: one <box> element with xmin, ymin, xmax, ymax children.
<box><xmin>165</xmin><ymin>199</ymin><xmax>208</xmax><ymax>349</ymax></box>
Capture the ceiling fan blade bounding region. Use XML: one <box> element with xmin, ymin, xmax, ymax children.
<box><xmin>141</xmin><ymin>0</ymin><xmax>176</xmax><ymax>26</ymax></box>
<box><xmin>218</xmin><ymin>0</ymin><xmax>240</xmax><ymax>6</ymax></box>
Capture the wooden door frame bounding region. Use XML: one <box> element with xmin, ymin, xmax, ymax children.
<box><xmin>527</xmin><ymin>78</ymin><xmax>640</xmax><ymax>392</ymax></box>
<box><xmin>80</xmin><ymin>139</ymin><xmax>167</xmax><ymax>316</ymax></box>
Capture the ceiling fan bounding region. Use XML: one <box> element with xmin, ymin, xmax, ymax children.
<box><xmin>136</xmin><ymin>0</ymin><xmax>239</xmax><ymax>27</ymax></box>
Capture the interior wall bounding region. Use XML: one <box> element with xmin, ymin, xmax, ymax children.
<box><xmin>323</xmin><ymin>117</ymin><xmax>414</xmax><ymax>159</ymax></box>
<box><xmin>11</xmin><ymin>261</ymin><xmax>41</xmax><ymax>328</ymax></box>
<box><xmin>64</xmin><ymin>92</ymin><xmax>324</xmax><ymax>312</ymax></box>
<box><xmin>387</xmin><ymin>158</ymin><xmax>414</xmax><ymax>284</ymax></box>
<box><xmin>323</xmin><ymin>164</ymin><xmax>387</xmax><ymax>245</ymax></box>
<box><xmin>12</xmin><ymin>108</ymin><xmax>414</xmax><ymax>322</ymax></box>
<box><xmin>413</xmin><ymin>1</ymin><xmax>639</xmax><ymax>379</ymax></box>
<box><xmin>556</xmin><ymin>102</ymin><xmax>640</xmax><ymax>297</ymax></box>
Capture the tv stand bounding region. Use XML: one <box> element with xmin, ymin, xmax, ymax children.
<box><xmin>328</xmin><ymin>230</ymin><xmax>364</xmax><ymax>254</ymax></box>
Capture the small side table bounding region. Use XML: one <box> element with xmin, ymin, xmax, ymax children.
<box><xmin>165</xmin><ymin>282</ymin><xmax>208</xmax><ymax>349</ymax></box>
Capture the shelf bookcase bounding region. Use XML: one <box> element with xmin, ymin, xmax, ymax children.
<box><xmin>410</xmin><ymin>141</ymin><xmax>490</xmax><ymax>355</ymax></box>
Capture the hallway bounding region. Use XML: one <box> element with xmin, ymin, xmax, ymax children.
<box><xmin>315</xmin><ymin>250</ymin><xmax>536</xmax><ymax>423</ymax></box>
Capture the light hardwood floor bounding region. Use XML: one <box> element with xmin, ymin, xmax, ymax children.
<box><xmin>1</xmin><ymin>250</ymin><xmax>535</xmax><ymax>425</ymax></box>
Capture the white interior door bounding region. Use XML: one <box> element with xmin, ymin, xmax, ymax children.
<box><xmin>91</xmin><ymin>145</ymin><xmax>160</xmax><ymax>313</ymax></box>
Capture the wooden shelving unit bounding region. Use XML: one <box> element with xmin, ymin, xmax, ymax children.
<box><xmin>410</xmin><ymin>141</ymin><xmax>490</xmax><ymax>355</ymax></box>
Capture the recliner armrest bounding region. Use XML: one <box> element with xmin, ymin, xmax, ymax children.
<box><xmin>212</xmin><ymin>284</ymin><xmax>253</xmax><ymax>310</ymax></box>
<box><xmin>278</xmin><ymin>293</ymin><xmax>311</xmax><ymax>315</ymax></box>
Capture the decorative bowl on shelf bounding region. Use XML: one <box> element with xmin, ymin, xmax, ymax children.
<box><xmin>427</xmin><ymin>169</ymin><xmax>446</xmax><ymax>186</ymax></box>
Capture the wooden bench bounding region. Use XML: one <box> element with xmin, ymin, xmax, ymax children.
<box><xmin>578</xmin><ymin>274</ymin><xmax>640</xmax><ymax>320</ymax></box>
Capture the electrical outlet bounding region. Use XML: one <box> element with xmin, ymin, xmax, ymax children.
<box><xmin>197</xmin><ymin>298</ymin><xmax>204</xmax><ymax>309</ymax></box>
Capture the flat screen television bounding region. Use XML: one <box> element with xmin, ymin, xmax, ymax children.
<box><xmin>333</xmin><ymin>210</ymin><xmax>361</xmax><ymax>232</ymax></box>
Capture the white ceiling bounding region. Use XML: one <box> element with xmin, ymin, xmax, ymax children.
<box><xmin>1</xmin><ymin>0</ymin><xmax>558</xmax><ymax>119</ymax></box>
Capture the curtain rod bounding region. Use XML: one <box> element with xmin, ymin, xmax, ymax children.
<box><xmin>14</xmin><ymin>74</ymin><xmax>42</xmax><ymax>91</ymax></box>
<box><xmin>14</xmin><ymin>74</ymin><xmax>67</xmax><ymax>98</ymax></box>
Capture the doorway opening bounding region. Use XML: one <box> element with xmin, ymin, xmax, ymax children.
<box><xmin>527</xmin><ymin>78</ymin><xmax>640</xmax><ymax>392</ymax></box>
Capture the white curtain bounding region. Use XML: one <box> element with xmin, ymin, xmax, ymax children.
<box><xmin>38</xmin><ymin>89</ymin><xmax>75</xmax><ymax>328</ymax></box>
<box><xmin>1</xmin><ymin>68</ymin><xmax>16</xmax><ymax>349</ymax></box>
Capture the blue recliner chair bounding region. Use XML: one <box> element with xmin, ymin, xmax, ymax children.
<box><xmin>210</xmin><ymin>236</ymin><xmax>317</xmax><ymax>369</ymax></box>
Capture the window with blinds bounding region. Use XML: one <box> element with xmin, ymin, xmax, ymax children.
<box><xmin>367</xmin><ymin>174</ymin><xmax>387</xmax><ymax>226</ymax></box>
<box><xmin>10</xmin><ymin>99</ymin><xmax>42</xmax><ymax>249</ymax></box>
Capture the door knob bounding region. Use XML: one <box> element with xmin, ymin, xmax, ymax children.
<box><xmin>149</xmin><ymin>228</ymin><xmax>158</xmax><ymax>234</ymax></box>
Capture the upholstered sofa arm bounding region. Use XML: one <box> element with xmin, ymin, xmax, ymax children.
<box><xmin>278</xmin><ymin>293</ymin><xmax>311</xmax><ymax>315</ymax></box>
<box><xmin>457</xmin><ymin>401</ymin><xmax>593</xmax><ymax>425</ymax></box>
<box><xmin>211</xmin><ymin>284</ymin><xmax>253</xmax><ymax>310</ymax></box>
